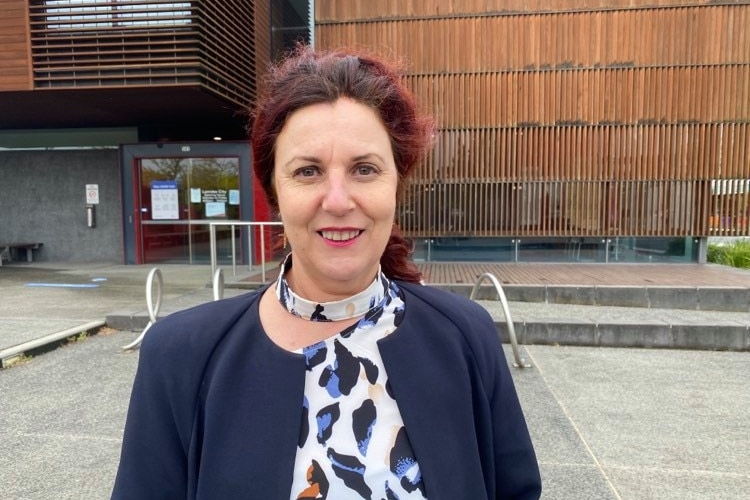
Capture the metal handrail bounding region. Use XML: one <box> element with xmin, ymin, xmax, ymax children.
<box><xmin>209</xmin><ymin>221</ymin><xmax>283</xmax><ymax>281</ymax></box>
<box><xmin>122</xmin><ymin>266</ymin><xmax>227</xmax><ymax>351</ymax></box>
<box><xmin>122</xmin><ymin>267</ymin><xmax>162</xmax><ymax>351</ymax></box>
<box><xmin>212</xmin><ymin>267</ymin><xmax>224</xmax><ymax>301</ymax></box>
<box><xmin>469</xmin><ymin>272</ymin><xmax>531</xmax><ymax>369</ymax></box>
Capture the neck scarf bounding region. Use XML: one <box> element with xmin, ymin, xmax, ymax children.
<box><xmin>275</xmin><ymin>257</ymin><xmax>387</xmax><ymax>322</ymax></box>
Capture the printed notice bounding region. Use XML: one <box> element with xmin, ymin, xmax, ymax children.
<box><xmin>202</xmin><ymin>189</ymin><xmax>228</xmax><ymax>203</ymax></box>
<box><xmin>190</xmin><ymin>188</ymin><xmax>202</xmax><ymax>203</ymax></box>
<box><xmin>229</xmin><ymin>189</ymin><xmax>240</xmax><ymax>205</ymax></box>
<box><xmin>151</xmin><ymin>180</ymin><xmax>179</xmax><ymax>220</ymax></box>
<box><xmin>205</xmin><ymin>202</ymin><xmax>226</xmax><ymax>218</ymax></box>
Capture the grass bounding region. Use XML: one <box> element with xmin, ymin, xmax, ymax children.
<box><xmin>66</xmin><ymin>331</ymin><xmax>89</xmax><ymax>344</ymax></box>
<box><xmin>707</xmin><ymin>239</ymin><xmax>750</xmax><ymax>269</ymax></box>
<box><xmin>1</xmin><ymin>353</ymin><xmax>32</xmax><ymax>369</ymax></box>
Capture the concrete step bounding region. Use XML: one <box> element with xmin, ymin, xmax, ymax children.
<box><xmin>104</xmin><ymin>290</ymin><xmax>750</xmax><ymax>352</ymax></box>
<box><xmin>444</xmin><ymin>283</ymin><xmax>750</xmax><ymax>312</ymax></box>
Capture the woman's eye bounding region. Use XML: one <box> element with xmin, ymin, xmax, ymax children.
<box><xmin>295</xmin><ymin>166</ymin><xmax>319</xmax><ymax>178</ymax></box>
<box><xmin>355</xmin><ymin>164</ymin><xmax>378</xmax><ymax>176</ymax></box>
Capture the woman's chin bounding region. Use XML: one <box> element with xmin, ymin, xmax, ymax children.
<box><xmin>314</xmin><ymin>262</ymin><xmax>378</xmax><ymax>292</ymax></box>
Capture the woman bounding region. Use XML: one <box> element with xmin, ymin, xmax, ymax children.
<box><xmin>112</xmin><ymin>46</ymin><xmax>541</xmax><ymax>499</ymax></box>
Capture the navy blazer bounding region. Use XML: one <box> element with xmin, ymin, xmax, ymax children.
<box><xmin>112</xmin><ymin>282</ymin><xmax>541</xmax><ymax>499</ymax></box>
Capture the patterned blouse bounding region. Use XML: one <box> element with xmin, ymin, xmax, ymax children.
<box><xmin>280</xmin><ymin>272</ymin><xmax>428</xmax><ymax>499</ymax></box>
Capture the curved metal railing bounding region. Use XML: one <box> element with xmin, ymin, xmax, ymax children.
<box><xmin>122</xmin><ymin>267</ymin><xmax>225</xmax><ymax>351</ymax></box>
<box><xmin>122</xmin><ymin>267</ymin><xmax>163</xmax><ymax>351</ymax></box>
<box><xmin>212</xmin><ymin>267</ymin><xmax>224</xmax><ymax>301</ymax></box>
<box><xmin>469</xmin><ymin>272</ymin><xmax>531</xmax><ymax>369</ymax></box>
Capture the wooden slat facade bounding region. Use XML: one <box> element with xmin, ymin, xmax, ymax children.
<box><xmin>0</xmin><ymin>0</ymin><xmax>32</xmax><ymax>91</ymax></box>
<box><xmin>25</xmin><ymin>0</ymin><xmax>264</xmax><ymax>107</ymax></box>
<box><xmin>316</xmin><ymin>1</ymin><xmax>750</xmax><ymax>238</ymax></box>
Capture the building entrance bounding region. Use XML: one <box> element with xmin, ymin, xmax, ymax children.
<box><xmin>121</xmin><ymin>143</ymin><xmax>253</xmax><ymax>265</ymax></box>
<box><xmin>137</xmin><ymin>156</ymin><xmax>240</xmax><ymax>263</ymax></box>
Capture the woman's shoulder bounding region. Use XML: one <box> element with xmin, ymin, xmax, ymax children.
<box><xmin>391</xmin><ymin>281</ymin><xmax>506</xmax><ymax>387</ymax></box>
<box><xmin>139</xmin><ymin>288</ymin><xmax>264</xmax><ymax>363</ymax></box>
<box><xmin>396</xmin><ymin>280</ymin><xmax>492</xmax><ymax>326</ymax></box>
<box><xmin>394</xmin><ymin>280</ymin><xmax>499</xmax><ymax>352</ymax></box>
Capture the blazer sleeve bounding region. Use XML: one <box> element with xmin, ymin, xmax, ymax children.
<box><xmin>110</xmin><ymin>318</ymin><xmax>195</xmax><ymax>499</ymax></box>
<box><xmin>111</xmin><ymin>293</ymin><xmax>259</xmax><ymax>499</ymax></box>
<box><xmin>395</xmin><ymin>283</ymin><xmax>542</xmax><ymax>499</ymax></box>
<box><xmin>481</xmin><ymin>316</ymin><xmax>542</xmax><ymax>499</ymax></box>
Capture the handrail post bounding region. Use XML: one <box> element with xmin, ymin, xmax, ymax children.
<box><xmin>470</xmin><ymin>272</ymin><xmax>531</xmax><ymax>369</ymax></box>
<box><xmin>231</xmin><ymin>223</ymin><xmax>237</xmax><ymax>276</ymax></box>
<box><xmin>209</xmin><ymin>223</ymin><xmax>217</xmax><ymax>278</ymax></box>
<box><xmin>247</xmin><ymin>225</ymin><xmax>253</xmax><ymax>272</ymax></box>
<box><xmin>260</xmin><ymin>223</ymin><xmax>267</xmax><ymax>282</ymax></box>
<box><xmin>205</xmin><ymin>221</ymin><xmax>283</xmax><ymax>283</ymax></box>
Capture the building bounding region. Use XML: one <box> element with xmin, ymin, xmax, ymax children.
<box><xmin>317</xmin><ymin>0</ymin><xmax>750</xmax><ymax>263</ymax></box>
<box><xmin>1</xmin><ymin>0</ymin><xmax>748</xmax><ymax>265</ymax></box>
<box><xmin>0</xmin><ymin>0</ymin><xmax>311</xmax><ymax>265</ymax></box>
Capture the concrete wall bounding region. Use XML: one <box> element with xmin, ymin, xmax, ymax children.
<box><xmin>0</xmin><ymin>149</ymin><xmax>123</xmax><ymax>263</ymax></box>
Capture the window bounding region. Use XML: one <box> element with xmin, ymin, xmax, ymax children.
<box><xmin>39</xmin><ymin>0</ymin><xmax>192</xmax><ymax>29</ymax></box>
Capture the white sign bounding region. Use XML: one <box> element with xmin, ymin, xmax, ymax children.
<box><xmin>151</xmin><ymin>181</ymin><xmax>179</xmax><ymax>220</ymax></box>
<box><xmin>86</xmin><ymin>184</ymin><xmax>100</xmax><ymax>204</ymax></box>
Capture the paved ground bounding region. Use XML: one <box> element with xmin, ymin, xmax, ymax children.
<box><xmin>1</xmin><ymin>332</ymin><xmax>747</xmax><ymax>499</ymax></box>
<box><xmin>0</xmin><ymin>261</ymin><xmax>749</xmax><ymax>498</ymax></box>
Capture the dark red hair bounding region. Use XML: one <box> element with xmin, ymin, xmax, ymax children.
<box><xmin>250</xmin><ymin>46</ymin><xmax>434</xmax><ymax>283</ymax></box>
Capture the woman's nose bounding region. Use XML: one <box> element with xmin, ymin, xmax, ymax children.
<box><xmin>321</xmin><ymin>174</ymin><xmax>355</xmax><ymax>215</ymax></box>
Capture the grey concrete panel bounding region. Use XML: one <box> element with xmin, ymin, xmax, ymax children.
<box><xmin>0</xmin><ymin>432</ymin><xmax>124</xmax><ymax>500</ymax></box>
<box><xmin>606</xmin><ymin>467</ymin><xmax>750</xmax><ymax>500</ymax></box>
<box><xmin>495</xmin><ymin>321</ymin><xmax>526</xmax><ymax>345</ymax></box>
<box><xmin>697</xmin><ymin>287</ymin><xmax>750</xmax><ymax>312</ymax></box>
<box><xmin>0</xmin><ymin>332</ymin><xmax>139</xmax><ymax>499</ymax></box>
<box><xmin>647</xmin><ymin>286</ymin><xmax>698</xmax><ymax>310</ymax></box>
<box><xmin>505</xmin><ymin>347</ymin><xmax>599</xmax><ymax>467</ymax></box>
<box><xmin>527</xmin><ymin>346</ymin><xmax>750</xmax><ymax>482</ymax></box>
<box><xmin>505</xmin><ymin>348</ymin><xmax>618</xmax><ymax>499</ymax></box>
<box><xmin>525</xmin><ymin>320</ymin><xmax>597</xmax><ymax>346</ymax></box>
<box><xmin>502</xmin><ymin>284</ymin><xmax>546</xmax><ymax>303</ymax></box>
<box><xmin>105</xmin><ymin>310</ymin><xmax>149</xmax><ymax>331</ymax></box>
<box><xmin>595</xmin><ymin>286</ymin><xmax>649</xmax><ymax>308</ymax></box>
<box><xmin>0</xmin><ymin>149</ymin><xmax>123</xmax><ymax>263</ymax></box>
<box><xmin>465</xmin><ymin>283</ymin><xmax>501</xmax><ymax>300</ymax></box>
<box><xmin>671</xmin><ymin>323</ymin><xmax>749</xmax><ymax>351</ymax></box>
<box><xmin>547</xmin><ymin>285</ymin><xmax>596</xmax><ymax>305</ymax></box>
<box><xmin>439</xmin><ymin>284</ymin><xmax>472</xmax><ymax>298</ymax></box>
<box><xmin>539</xmin><ymin>465</ymin><xmax>618</xmax><ymax>500</ymax></box>
<box><xmin>596</xmin><ymin>321</ymin><xmax>673</xmax><ymax>348</ymax></box>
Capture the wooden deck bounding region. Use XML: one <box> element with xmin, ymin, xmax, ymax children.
<box><xmin>417</xmin><ymin>263</ymin><xmax>750</xmax><ymax>287</ymax></box>
<box><xmin>240</xmin><ymin>262</ymin><xmax>750</xmax><ymax>288</ymax></box>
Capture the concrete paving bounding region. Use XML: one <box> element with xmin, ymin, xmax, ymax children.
<box><xmin>1</xmin><ymin>333</ymin><xmax>748</xmax><ymax>499</ymax></box>
<box><xmin>0</xmin><ymin>261</ymin><xmax>749</xmax><ymax>498</ymax></box>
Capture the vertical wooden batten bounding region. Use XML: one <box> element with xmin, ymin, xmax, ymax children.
<box><xmin>315</xmin><ymin>1</ymin><xmax>749</xmax><ymax>239</ymax></box>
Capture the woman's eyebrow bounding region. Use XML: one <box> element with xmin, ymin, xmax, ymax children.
<box><xmin>284</xmin><ymin>152</ymin><xmax>386</xmax><ymax>168</ymax></box>
<box><xmin>352</xmin><ymin>153</ymin><xmax>386</xmax><ymax>163</ymax></box>
<box><xmin>283</xmin><ymin>155</ymin><xmax>320</xmax><ymax>168</ymax></box>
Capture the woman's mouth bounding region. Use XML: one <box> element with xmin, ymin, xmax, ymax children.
<box><xmin>319</xmin><ymin>230</ymin><xmax>363</xmax><ymax>242</ymax></box>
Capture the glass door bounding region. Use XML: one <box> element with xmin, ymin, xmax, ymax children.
<box><xmin>137</xmin><ymin>156</ymin><xmax>241</xmax><ymax>264</ymax></box>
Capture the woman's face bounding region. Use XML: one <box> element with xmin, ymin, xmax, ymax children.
<box><xmin>273</xmin><ymin>98</ymin><xmax>398</xmax><ymax>300</ymax></box>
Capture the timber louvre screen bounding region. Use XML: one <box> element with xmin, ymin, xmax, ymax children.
<box><xmin>316</xmin><ymin>1</ymin><xmax>750</xmax><ymax>239</ymax></box>
<box><xmin>28</xmin><ymin>0</ymin><xmax>258</xmax><ymax>107</ymax></box>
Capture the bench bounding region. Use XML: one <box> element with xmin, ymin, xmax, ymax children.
<box><xmin>0</xmin><ymin>243</ymin><xmax>43</xmax><ymax>266</ymax></box>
